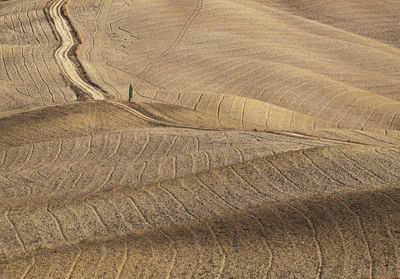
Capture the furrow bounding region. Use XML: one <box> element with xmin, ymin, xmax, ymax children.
<box><xmin>115</xmin><ymin>240</ymin><xmax>128</xmax><ymax>279</ymax></box>
<box><xmin>65</xmin><ymin>248</ymin><xmax>82</xmax><ymax>279</ymax></box>
<box><xmin>6</xmin><ymin>209</ymin><xmax>27</xmax><ymax>253</ymax></box>
<box><xmin>19</xmin><ymin>256</ymin><xmax>35</xmax><ymax>279</ymax></box>
<box><xmin>336</xmin><ymin>198</ymin><xmax>373</xmax><ymax>278</ymax></box>
<box><xmin>47</xmin><ymin>204</ymin><xmax>70</xmax><ymax>244</ymax></box>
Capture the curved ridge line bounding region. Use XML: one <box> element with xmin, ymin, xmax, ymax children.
<box><xmin>0</xmin><ymin>144</ymin><xmax>393</xmax><ymax>213</ymax></box>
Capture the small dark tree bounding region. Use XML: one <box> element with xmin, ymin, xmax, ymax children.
<box><xmin>129</xmin><ymin>84</ymin><xmax>133</xmax><ymax>102</ymax></box>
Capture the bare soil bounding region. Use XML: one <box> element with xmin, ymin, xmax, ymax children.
<box><xmin>1</xmin><ymin>0</ymin><xmax>400</xmax><ymax>278</ymax></box>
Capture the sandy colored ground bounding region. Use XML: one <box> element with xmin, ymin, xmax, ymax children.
<box><xmin>0</xmin><ymin>0</ymin><xmax>77</xmax><ymax>113</ymax></box>
<box><xmin>1</xmin><ymin>0</ymin><xmax>400</xmax><ymax>278</ymax></box>
<box><xmin>68</xmin><ymin>0</ymin><xmax>400</xmax><ymax>131</ymax></box>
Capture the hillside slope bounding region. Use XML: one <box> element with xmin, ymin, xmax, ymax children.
<box><xmin>69</xmin><ymin>0</ymin><xmax>400</xmax><ymax>131</ymax></box>
<box><xmin>1</xmin><ymin>0</ymin><xmax>400</xmax><ymax>278</ymax></box>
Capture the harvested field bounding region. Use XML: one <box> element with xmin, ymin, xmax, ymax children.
<box><xmin>0</xmin><ymin>0</ymin><xmax>76</xmax><ymax>113</ymax></box>
<box><xmin>1</xmin><ymin>0</ymin><xmax>400</xmax><ymax>278</ymax></box>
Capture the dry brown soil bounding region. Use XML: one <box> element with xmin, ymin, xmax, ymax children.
<box><xmin>1</xmin><ymin>0</ymin><xmax>400</xmax><ymax>278</ymax></box>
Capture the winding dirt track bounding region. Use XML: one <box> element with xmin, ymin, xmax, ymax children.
<box><xmin>46</xmin><ymin>0</ymin><xmax>210</xmax><ymax>128</ymax></box>
<box><xmin>49</xmin><ymin>0</ymin><xmax>105</xmax><ymax>100</ymax></box>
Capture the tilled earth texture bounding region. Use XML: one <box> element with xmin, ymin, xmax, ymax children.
<box><xmin>1</xmin><ymin>0</ymin><xmax>400</xmax><ymax>278</ymax></box>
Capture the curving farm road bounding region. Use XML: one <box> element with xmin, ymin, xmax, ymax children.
<box><xmin>47</xmin><ymin>0</ymin><xmax>182</xmax><ymax>125</ymax></box>
<box><xmin>49</xmin><ymin>0</ymin><xmax>105</xmax><ymax>100</ymax></box>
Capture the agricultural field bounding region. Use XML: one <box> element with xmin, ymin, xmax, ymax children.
<box><xmin>1</xmin><ymin>0</ymin><xmax>400</xmax><ymax>278</ymax></box>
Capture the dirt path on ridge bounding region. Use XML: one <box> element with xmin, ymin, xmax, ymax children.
<box><xmin>48</xmin><ymin>0</ymin><xmax>105</xmax><ymax>100</ymax></box>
